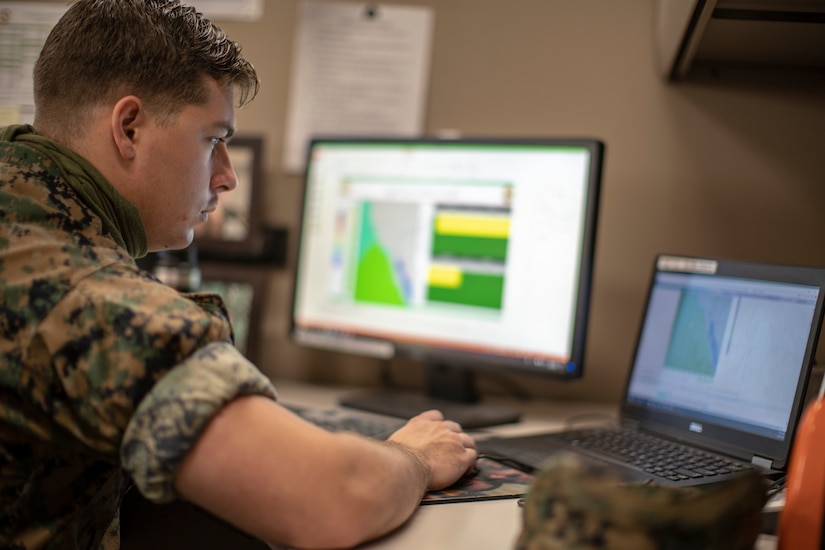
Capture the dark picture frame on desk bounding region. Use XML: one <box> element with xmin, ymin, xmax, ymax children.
<box><xmin>200</xmin><ymin>261</ymin><xmax>268</xmax><ymax>366</ymax></box>
<box><xmin>194</xmin><ymin>136</ymin><xmax>265</xmax><ymax>258</ymax></box>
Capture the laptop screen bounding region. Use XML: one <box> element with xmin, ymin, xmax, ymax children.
<box><xmin>623</xmin><ymin>255</ymin><xmax>825</xmax><ymax>467</ymax></box>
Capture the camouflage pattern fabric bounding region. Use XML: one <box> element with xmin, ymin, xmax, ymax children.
<box><xmin>516</xmin><ymin>452</ymin><xmax>768</xmax><ymax>550</ymax></box>
<box><xmin>0</xmin><ymin>136</ymin><xmax>277</xmax><ymax>548</ymax></box>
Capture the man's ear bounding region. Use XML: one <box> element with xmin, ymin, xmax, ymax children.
<box><xmin>110</xmin><ymin>96</ymin><xmax>143</xmax><ymax>160</ymax></box>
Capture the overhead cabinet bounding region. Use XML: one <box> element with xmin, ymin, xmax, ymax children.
<box><xmin>656</xmin><ymin>0</ymin><xmax>825</xmax><ymax>81</ymax></box>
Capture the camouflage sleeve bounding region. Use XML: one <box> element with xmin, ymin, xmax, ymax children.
<box><xmin>35</xmin><ymin>266</ymin><xmax>236</xmax><ymax>456</ymax></box>
<box><xmin>120</xmin><ymin>341</ymin><xmax>277</xmax><ymax>503</ymax></box>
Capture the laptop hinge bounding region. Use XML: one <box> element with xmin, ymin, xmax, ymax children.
<box><xmin>751</xmin><ymin>455</ymin><xmax>773</xmax><ymax>469</ymax></box>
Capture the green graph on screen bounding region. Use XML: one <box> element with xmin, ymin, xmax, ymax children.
<box><xmin>665</xmin><ymin>290</ymin><xmax>733</xmax><ymax>376</ymax></box>
<box><xmin>353</xmin><ymin>202</ymin><xmax>411</xmax><ymax>306</ymax></box>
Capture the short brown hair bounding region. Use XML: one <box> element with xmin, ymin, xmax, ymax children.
<box><xmin>33</xmin><ymin>0</ymin><xmax>259</xmax><ymax>141</ymax></box>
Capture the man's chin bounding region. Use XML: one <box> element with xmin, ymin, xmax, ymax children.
<box><xmin>146</xmin><ymin>234</ymin><xmax>195</xmax><ymax>254</ymax></box>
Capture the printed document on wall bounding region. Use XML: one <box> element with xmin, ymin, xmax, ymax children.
<box><xmin>283</xmin><ymin>1</ymin><xmax>434</xmax><ymax>173</ymax></box>
<box><xmin>0</xmin><ymin>2</ymin><xmax>68</xmax><ymax>126</ymax></box>
<box><xmin>190</xmin><ymin>0</ymin><xmax>263</xmax><ymax>21</ymax></box>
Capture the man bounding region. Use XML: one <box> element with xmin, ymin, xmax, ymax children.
<box><xmin>0</xmin><ymin>1</ymin><xmax>477</xmax><ymax>548</ymax></box>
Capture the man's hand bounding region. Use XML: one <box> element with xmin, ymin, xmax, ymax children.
<box><xmin>175</xmin><ymin>397</ymin><xmax>479</xmax><ymax>548</ymax></box>
<box><xmin>387</xmin><ymin>409</ymin><xmax>478</xmax><ymax>490</ymax></box>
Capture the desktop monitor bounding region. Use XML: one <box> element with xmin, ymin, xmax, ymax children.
<box><xmin>290</xmin><ymin>136</ymin><xmax>604</xmax><ymax>427</ymax></box>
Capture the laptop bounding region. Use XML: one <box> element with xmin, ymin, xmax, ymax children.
<box><xmin>479</xmin><ymin>254</ymin><xmax>825</xmax><ymax>486</ymax></box>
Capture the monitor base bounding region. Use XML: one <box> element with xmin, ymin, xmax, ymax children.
<box><xmin>339</xmin><ymin>389</ymin><xmax>522</xmax><ymax>430</ymax></box>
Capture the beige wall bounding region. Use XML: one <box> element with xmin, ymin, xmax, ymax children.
<box><xmin>214</xmin><ymin>0</ymin><xmax>825</xmax><ymax>404</ymax></box>
<box><xmin>29</xmin><ymin>0</ymin><xmax>825</xmax><ymax>404</ymax></box>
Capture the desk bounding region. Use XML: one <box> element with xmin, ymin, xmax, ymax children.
<box><xmin>273</xmin><ymin>380</ymin><xmax>780</xmax><ymax>550</ymax></box>
<box><xmin>275</xmin><ymin>380</ymin><xmax>776</xmax><ymax>550</ymax></box>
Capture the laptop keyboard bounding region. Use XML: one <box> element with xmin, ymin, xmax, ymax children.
<box><xmin>284</xmin><ymin>403</ymin><xmax>405</xmax><ymax>440</ymax></box>
<box><xmin>558</xmin><ymin>427</ymin><xmax>755</xmax><ymax>482</ymax></box>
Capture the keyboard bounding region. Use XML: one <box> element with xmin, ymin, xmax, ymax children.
<box><xmin>284</xmin><ymin>403</ymin><xmax>405</xmax><ymax>440</ymax></box>
<box><xmin>556</xmin><ymin>427</ymin><xmax>754</xmax><ymax>482</ymax></box>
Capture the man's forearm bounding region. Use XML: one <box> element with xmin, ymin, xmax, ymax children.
<box><xmin>174</xmin><ymin>396</ymin><xmax>434</xmax><ymax>549</ymax></box>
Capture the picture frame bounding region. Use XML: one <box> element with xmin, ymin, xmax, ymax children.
<box><xmin>194</xmin><ymin>136</ymin><xmax>265</xmax><ymax>259</ymax></box>
<box><xmin>199</xmin><ymin>260</ymin><xmax>269</xmax><ymax>366</ymax></box>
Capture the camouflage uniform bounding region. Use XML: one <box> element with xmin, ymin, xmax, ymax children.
<box><xmin>0</xmin><ymin>125</ymin><xmax>278</xmax><ymax>549</ymax></box>
<box><xmin>516</xmin><ymin>452</ymin><xmax>768</xmax><ymax>550</ymax></box>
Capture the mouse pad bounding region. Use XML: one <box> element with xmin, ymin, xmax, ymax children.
<box><xmin>421</xmin><ymin>457</ymin><xmax>534</xmax><ymax>504</ymax></box>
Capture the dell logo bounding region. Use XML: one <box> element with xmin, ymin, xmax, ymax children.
<box><xmin>689</xmin><ymin>422</ymin><xmax>703</xmax><ymax>433</ymax></box>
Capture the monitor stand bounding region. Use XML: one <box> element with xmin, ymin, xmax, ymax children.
<box><xmin>338</xmin><ymin>363</ymin><xmax>522</xmax><ymax>430</ymax></box>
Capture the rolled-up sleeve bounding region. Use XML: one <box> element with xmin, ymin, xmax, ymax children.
<box><xmin>121</xmin><ymin>341</ymin><xmax>277</xmax><ymax>502</ymax></box>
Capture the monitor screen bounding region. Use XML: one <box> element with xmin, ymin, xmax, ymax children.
<box><xmin>290</xmin><ymin>136</ymin><xmax>604</xmax><ymax>426</ymax></box>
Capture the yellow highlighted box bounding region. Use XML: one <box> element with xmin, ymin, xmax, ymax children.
<box><xmin>435</xmin><ymin>214</ymin><xmax>510</xmax><ymax>238</ymax></box>
<box><xmin>428</xmin><ymin>264</ymin><xmax>462</xmax><ymax>288</ymax></box>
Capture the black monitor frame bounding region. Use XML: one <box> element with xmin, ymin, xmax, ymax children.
<box><xmin>289</xmin><ymin>136</ymin><xmax>605</xmax><ymax>427</ymax></box>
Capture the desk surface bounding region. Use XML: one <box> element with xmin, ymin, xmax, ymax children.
<box><xmin>273</xmin><ymin>379</ymin><xmax>780</xmax><ymax>550</ymax></box>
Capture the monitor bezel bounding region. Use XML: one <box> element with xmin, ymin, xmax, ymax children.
<box><xmin>621</xmin><ymin>254</ymin><xmax>825</xmax><ymax>469</ymax></box>
<box><xmin>288</xmin><ymin>135</ymin><xmax>605</xmax><ymax>383</ymax></box>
